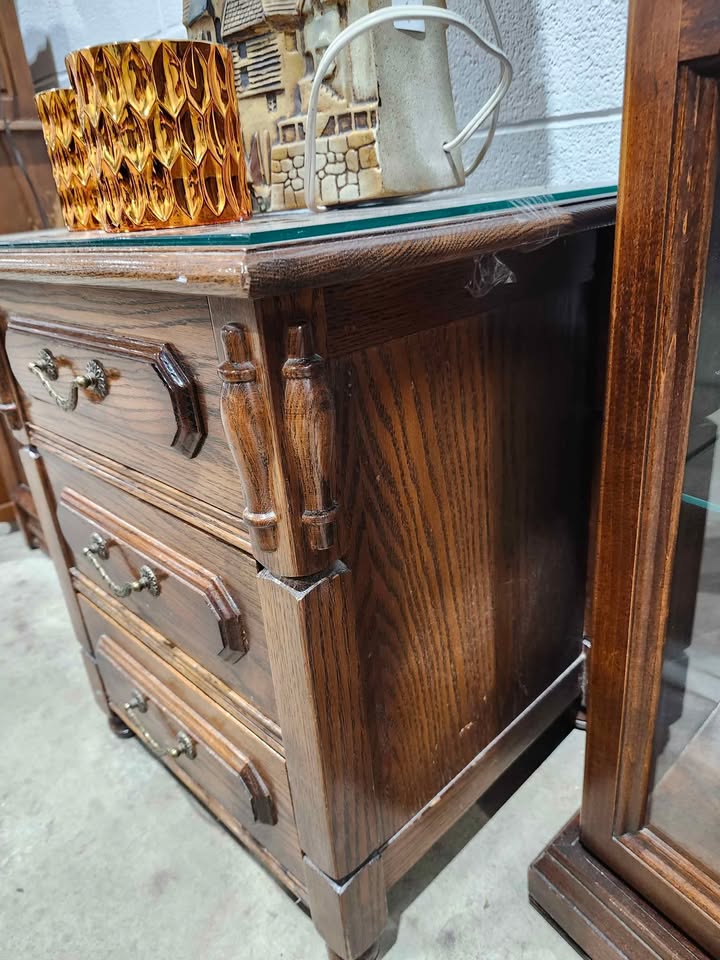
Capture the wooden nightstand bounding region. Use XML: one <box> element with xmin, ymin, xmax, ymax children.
<box><xmin>0</xmin><ymin>191</ymin><xmax>614</xmax><ymax>958</ymax></box>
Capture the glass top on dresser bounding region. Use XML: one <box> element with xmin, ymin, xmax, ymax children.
<box><xmin>0</xmin><ymin>185</ymin><xmax>616</xmax><ymax>250</ymax></box>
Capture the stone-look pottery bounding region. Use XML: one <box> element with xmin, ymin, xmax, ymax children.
<box><xmin>35</xmin><ymin>88</ymin><xmax>102</xmax><ymax>231</ymax></box>
<box><xmin>65</xmin><ymin>40</ymin><xmax>252</xmax><ymax>231</ymax></box>
<box><xmin>183</xmin><ymin>0</ymin><xmax>464</xmax><ymax>211</ymax></box>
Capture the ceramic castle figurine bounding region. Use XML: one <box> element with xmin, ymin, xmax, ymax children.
<box><xmin>183</xmin><ymin>0</ymin><xmax>510</xmax><ymax>211</ymax></box>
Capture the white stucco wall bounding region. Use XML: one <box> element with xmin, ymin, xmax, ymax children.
<box><xmin>16</xmin><ymin>0</ymin><xmax>627</xmax><ymax>193</ymax></box>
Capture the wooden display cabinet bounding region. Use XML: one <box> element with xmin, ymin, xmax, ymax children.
<box><xmin>0</xmin><ymin>0</ymin><xmax>62</xmax><ymax>234</ymax></box>
<box><xmin>530</xmin><ymin>1</ymin><xmax>720</xmax><ymax>956</ymax></box>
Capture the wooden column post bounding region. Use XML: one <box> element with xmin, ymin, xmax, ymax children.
<box><xmin>257</xmin><ymin>562</ymin><xmax>387</xmax><ymax>959</ymax></box>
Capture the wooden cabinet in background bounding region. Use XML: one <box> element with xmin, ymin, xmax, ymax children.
<box><xmin>0</xmin><ymin>414</ymin><xmax>44</xmax><ymax>549</ymax></box>
<box><xmin>0</xmin><ymin>0</ymin><xmax>62</xmax><ymax>234</ymax></box>
<box><xmin>530</xmin><ymin>1</ymin><xmax>720</xmax><ymax>957</ymax></box>
<box><xmin>0</xmin><ymin>196</ymin><xmax>614</xmax><ymax>958</ymax></box>
<box><xmin>0</xmin><ymin>316</ymin><xmax>44</xmax><ymax>548</ymax></box>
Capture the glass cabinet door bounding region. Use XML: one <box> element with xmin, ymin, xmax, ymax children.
<box><xmin>647</xmin><ymin>164</ymin><xmax>720</xmax><ymax>880</ymax></box>
<box><xmin>580</xmin><ymin>42</ymin><xmax>720</xmax><ymax>954</ymax></box>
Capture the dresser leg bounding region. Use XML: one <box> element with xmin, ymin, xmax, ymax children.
<box><xmin>305</xmin><ymin>854</ymin><xmax>387</xmax><ymax>960</ymax></box>
<box><xmin>327</xmin><ymin>944</ymin><xmax>379</xmax><ymax>960</ymax></box>
<box><xmin>108</xmin><ymin>712</ymin><xmax>135</xmax><ymax>739</ymax></box>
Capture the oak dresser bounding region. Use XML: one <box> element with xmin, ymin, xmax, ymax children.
<box><xmin>0</xmin><ymin>192</ymin><xmax>614</xmax><ymax>959</ymax></box>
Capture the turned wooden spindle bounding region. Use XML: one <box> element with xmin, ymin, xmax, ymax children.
<box><xmin>218</xmin><ymin>323</ymin><xmax>278</xmax><ymax>552</ymax></box>
<box><xmin>282</xmin><ymin>322</ymin><xmax>337</xmax><ymax>552</ymax></box>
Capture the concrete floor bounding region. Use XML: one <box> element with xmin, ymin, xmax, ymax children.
<box><xmin>0</xmin><ymin>526</ymin><xmax>584</xmax><ymax>960</ymax></box>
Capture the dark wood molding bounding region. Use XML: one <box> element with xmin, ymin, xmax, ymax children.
<box><xmin>0</xmin><ymin>198</ymin><xmax>616</xmax><ymax>299</ymax></box>
<box><xmin>529</xmin><ymin>817</ymin><xmax>711</xmax><ymax>960</ymax></box>
<box><xmin>20</xmin><ymin>446</ymin><xmax>96</xmax><ymax>652</ymax></box>
<box><xmin>583</xmin><ymin>0</ymin><xmax>718</xmax><ymax>852</ymax></box>
<box><xmin>96</xmin><ymin>629</ymin><xmax>294</xmax><ymax>846</ymax></box>
<box><xmin>104</xmin><ymin>626</ymin><xmax>277</xmax><ymax>825</ymax></box>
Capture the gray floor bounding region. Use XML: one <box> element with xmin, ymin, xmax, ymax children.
<box><xmin>0</xmin><ymin>527</ymin><xmax>584</xmax><ymax>960</ymax></box>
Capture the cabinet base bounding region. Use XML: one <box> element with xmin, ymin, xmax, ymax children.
<box><xmin>529</xmin><ymin>815</ymin><xmax>710</xmax><ymax>959</ymax></box>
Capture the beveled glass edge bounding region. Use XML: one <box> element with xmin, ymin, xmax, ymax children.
<box><xmin>0</xmin><ymin>185</ymin><xmax>617</xmax><ymax>251</ymax></box>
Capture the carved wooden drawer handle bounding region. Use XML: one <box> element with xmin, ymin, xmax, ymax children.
<box><xmin>123</xmin><ymin>691</ymin><xmax>196</xmax><ymax>759</ymax></box>
<box><xmin>29</xmin><ymin>347</ymin><xmax>108</xmax><ymax>412</ymax></box>
<box><xmin>83</xmin><ymin>533</ymin><xmax>160</xmax><ymax>598</ymax></box>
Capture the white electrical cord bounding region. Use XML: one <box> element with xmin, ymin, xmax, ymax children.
<box><xmin>304</xmin><ymin>1</ymin><xmax>512</xmax><ymax>212</ymax></box>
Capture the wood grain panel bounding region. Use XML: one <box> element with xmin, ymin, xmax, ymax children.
<box><xmin>383</xmin><ymin>657</ymin><xmax>583</xmax><ymax>887</ymax></box>
<box><xmin>332</xmin><ymin>264</ymin><xmax>594</xmax><ymax>841</ymax></box>
<box><xmin>258</xmin><ymin>562</ymin><xmax>381</xmax><ymax>881</ymax></box>
<box><xmin>680</xmin><ymin>0</ymin><xmax>720</xmax><ymax>61</ymax></box>
<box><xmin>41</xmin><ymin>448</ymin><xmax>278</xmax><ymax>723</ymax></box>
<box><xmin>324</xmin><ymin>236</ymin><xmax>598</xmax><ymax>358</ymax></box>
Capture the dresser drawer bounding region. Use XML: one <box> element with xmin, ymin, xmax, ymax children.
<box><xmin>7</xmin><ymin>318</ymin><xmax>204</xmax><ymax>455</ymax></box>
<box><xmin>0</xmin><ymin>286</ymin><xmax>252</xmax><ymax>546</ymax></box>
<box><xmin>42</xmin><ymin>448</ymin><xmax>278</xmax><ymax>725</ymax></box>
<box><xmin>85</xmin><ymin>598</ymin><xmax>304</xmax><ymax>887</ymax></box>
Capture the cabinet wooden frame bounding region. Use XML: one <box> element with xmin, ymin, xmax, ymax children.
<box><xmin>531</xmin><ymin>0</ymin><xmax>720</xmax><ymax>955</ymax></box>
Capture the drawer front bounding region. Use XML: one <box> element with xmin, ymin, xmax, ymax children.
<box><xmin>7</xmin><ymin>318</ymin><xmax>204</xmax><ymax>458</ymax></box>
<box><xmin>43</xmin><ymin>449</ymin><xmax>278</xmax><ymax>725</ymax></box>
<box><xmin>85</xmin><ymin>599</ymin><xmax>303</xmax><ymax>884</ymax></box>
<box><xmin>0</xmin><ymin>285</ymin><xmax>251</xmax><ymax>542</ymax></box>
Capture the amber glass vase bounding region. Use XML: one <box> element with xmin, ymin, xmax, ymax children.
<box><xmin>35</xmin><ymin>88</ymin><xmax>101</xmax><ymax>231</ymax></box>
<box><xmin>65</xmin><ymin>40</ymin><xmax>251</xmax><ymax>232</ymax></box>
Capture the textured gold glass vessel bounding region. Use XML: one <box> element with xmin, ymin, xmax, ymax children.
<box><xmin>35</xmin><ymin>88</ymin><xmax>102</xmax><ymax>231</ymax></box>
<box><xmin>65</xmin><ymin>40</ymin><xmax>251</xmax><ymax>232</ymax></box>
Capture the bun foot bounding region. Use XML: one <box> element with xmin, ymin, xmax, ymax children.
<box><xmin>108</xmin><ymin>713</ymin><xmax>135</xmax><ymax>739</ymax></box>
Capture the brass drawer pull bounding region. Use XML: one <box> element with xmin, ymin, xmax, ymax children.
<box><xmin>83</xmin><ymin>533</ymin><xmax>160</xmax><ymax>598</ymax></box>
<box><xmin>123</xmin><ymin>691</ymin><xmax>196</xmax><ymax>760</ymax></box>
<box><xmin>29</xmin><ymin>347</ymin><xmax>108</xmax><ymax>412</ymax></box>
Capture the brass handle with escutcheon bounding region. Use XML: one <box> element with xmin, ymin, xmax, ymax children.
<box><xmin>29</xmin><ymin>347</ymin><xmax>108</xmax><ymax>412</ymax></box>
<box><xmin>123</xmin><ymin>690</ymin><xmax>196</xmax><ymax>760</ymax></box>
<box><xmin>83</xmin><ymin>533</ymin><xmax>160</xmax><ymax>598</ymax></box>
